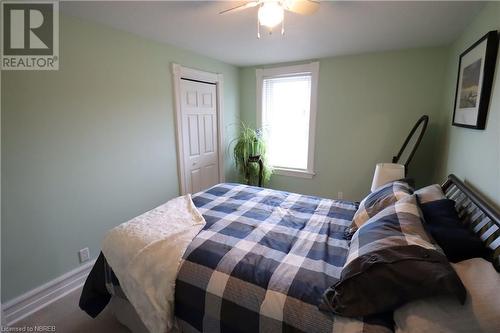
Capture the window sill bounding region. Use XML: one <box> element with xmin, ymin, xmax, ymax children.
<box><xmin>273</xmin><ymin>168</ymin><xmax>315</xmax><ymax>179</ymax></box>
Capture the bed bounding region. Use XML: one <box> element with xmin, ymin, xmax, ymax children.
<box><xmin>79</xmin><ymin>174</ymin><xmax>500</xmax><ymax>333</ymax></box>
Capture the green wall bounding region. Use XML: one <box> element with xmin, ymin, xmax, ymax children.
<box><xmin>435</xmin><ymin>2</ymin><xmax>500</xmax><ymax>210</ymax></box>
<box><xmin>1</xmin><ymin>15</ymin><xmax>239</xmax><ymax>302</ymax></box>
<box><xmin>240</xmin><ymin>47</ymin><xmax>448</xmax><ymax>201</ymax></box>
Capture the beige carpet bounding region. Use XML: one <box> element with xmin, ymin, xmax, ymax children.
<box><xmin>9</xmin><ymin>287</ymin><xmax>130</xmax><ymax>332</ymax></box>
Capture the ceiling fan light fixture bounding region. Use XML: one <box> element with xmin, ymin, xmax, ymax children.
<box><xmin>258</xmin><ymin>2</ymin><xmax>284</xmax><ymax>28</ymax></box>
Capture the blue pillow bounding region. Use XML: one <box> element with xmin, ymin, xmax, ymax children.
<box><xmin>419</xmin><ymin>198</ymin><xmax>490</xmax><ymax>263</ymax></box>
<box><xmin>321</xmin><ymin>195</ymin><xmax>466</xmax><ymax>317</ymax></box>
<box><xmin>350</xmin><ymin>180</ymin><xmax>413</xmax><ymax>230</ymax></box>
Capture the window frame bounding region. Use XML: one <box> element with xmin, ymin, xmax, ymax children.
<box><xmin>256</xmin><ymin>62</ymin><xmax>319</xmax><ymax>178</ymax></box>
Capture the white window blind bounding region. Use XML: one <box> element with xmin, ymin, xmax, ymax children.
<box><xmin>262</xmin><ymin>74</ymin><xmax>312</xmax><ymax>171</ymax></box>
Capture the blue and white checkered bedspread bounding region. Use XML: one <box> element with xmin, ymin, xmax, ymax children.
<box><xmin>175</xmin><ymin>183</ymin><xmax>393</xmax><ymax>333</ymax></box>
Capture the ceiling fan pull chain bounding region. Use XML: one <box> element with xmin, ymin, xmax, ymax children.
<box><xmin>281</xmin><ymin>12</ymin><xmax>285</xmax><ymax>35</ymax></box>
<box><xmin>257</xmin><ymin>17</ymin><xmax>261</xmax><ymax>39</ymax></box>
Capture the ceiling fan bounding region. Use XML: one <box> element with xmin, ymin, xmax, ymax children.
<box><xmin>219</xmin><ymin>0</ymin><xmax>320</xmax><ymax>38</ymax></box>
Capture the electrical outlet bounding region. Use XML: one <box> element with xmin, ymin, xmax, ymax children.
<box><xmin>337</xmin><ymin>191</ymin><xmax>343</xmax><ymax>200</ymax></box>
<box><xmin>79</xmin><ymin>247</ymin><xmax>90</xmax><ymax>263</ymax></box>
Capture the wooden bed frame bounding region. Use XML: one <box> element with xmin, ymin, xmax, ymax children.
<box><xmin>442</xmin><ymin>174</ymin><xmax>500</xmax><ymax>270</ymax></box>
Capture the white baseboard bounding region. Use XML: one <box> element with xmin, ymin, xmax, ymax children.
<box><xmin>2</xmin><ymin>259</ymin><xmax>96</xmax><ymax>326</ymax></box>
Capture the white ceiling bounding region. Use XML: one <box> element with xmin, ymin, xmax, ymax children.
<box><xmin>61</xmin><ymin>1</ymin><xmax>484</xmax><ymax>66</ymax></box>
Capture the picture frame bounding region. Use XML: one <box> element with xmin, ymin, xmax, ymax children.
<box><xmin>452</xmin><ymin>30</ymin><xmax>499</xmax><ymax>130</ymax></box>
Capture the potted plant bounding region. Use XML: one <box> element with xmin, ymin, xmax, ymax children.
<box><xmin>232</xmin><ymin>123</ymin><xmax>272</xmax><ymax>186</ymax></box>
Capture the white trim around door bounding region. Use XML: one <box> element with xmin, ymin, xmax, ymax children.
<box><xmin>171</xmin><ymin>63</ymin><xmax>225</xmax><ymax>195</ymax></box>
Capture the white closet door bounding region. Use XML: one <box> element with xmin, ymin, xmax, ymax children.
<box><xmin>180</xmin><ymin>79</ymin><xmax>219</xmax><ymax>193</ymax></box>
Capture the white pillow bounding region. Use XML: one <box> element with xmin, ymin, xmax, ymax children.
<box><xmin>414</xmin><ymin>184</ymin><xmax>445</xmax><ymax>204</ymax></box>
<box><xmin>394</xmin><ymin>258</ymin><xmax>500</xmax><ymax>333</ymax></box>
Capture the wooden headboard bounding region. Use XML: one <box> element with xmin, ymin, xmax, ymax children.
<box><xmin>441</xmin><ymin>174</ymin><xmax>500</xmax><ymax>270</ymax></box>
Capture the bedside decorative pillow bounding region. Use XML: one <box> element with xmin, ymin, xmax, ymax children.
<box><xmin>321</xmin><ymin>195</ymin><xmax>466</xmax><ymax>317</ymax></box>
<box><xmin>350</xmin><ymin>180</ymin><xmax>413</xmax><ymax>230</ymax></box>
<box><xmin>420</xmin><ymin>199</ymin><xmax>490</xmax><ymax>262</ymax></box>
<box><xmin>414</xmin><ymin>184</ymin><xmax>445</xmax><ymax>204</ymax></box>
<box><xmin>395</xmin><ymin>258</ymin><xmax>500</xmax><ymax>333</ymax></box>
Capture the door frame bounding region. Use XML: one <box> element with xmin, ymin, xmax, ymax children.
<box><xmin>171</xmin><ymin>63</ymin><xmax>225</xmax><ymax>195</ymax></box>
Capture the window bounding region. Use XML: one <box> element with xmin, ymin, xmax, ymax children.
<box><xmin>256</xmin><ymin>62</ymin><xmax>319</xmax><ymax>178</ymax></box>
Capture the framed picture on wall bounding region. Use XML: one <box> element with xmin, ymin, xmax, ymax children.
<box><xmin>452</xmin><ymin>30</ymin><xmax>499</xmax><ymax>129</ymax></box>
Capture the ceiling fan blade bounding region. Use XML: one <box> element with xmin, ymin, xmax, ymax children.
<box><xmin>219</xmin><ymin>1</ymin><xmax>260</xmax><ymax>15</ymax></box>
<box><xmin>285</xmin><ymin>0</ymin><xmax>319</xmax><ymax>15</ymax></box>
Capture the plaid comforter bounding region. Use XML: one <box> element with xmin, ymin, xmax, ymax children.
<box><xmin>175</xmin><ymin>183</ymin><xmax>393</xmax><ymax>333</ymax></box>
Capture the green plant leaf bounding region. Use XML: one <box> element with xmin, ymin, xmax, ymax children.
<box><xmin>231</xmin><ymin>122</ymin><xmax>273</xmax><ymax>186</ymax></box>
